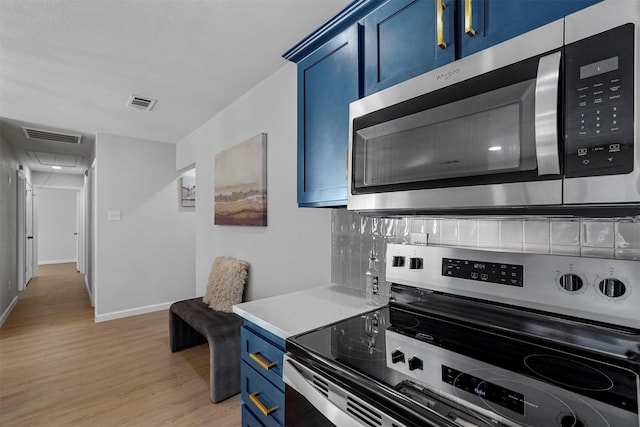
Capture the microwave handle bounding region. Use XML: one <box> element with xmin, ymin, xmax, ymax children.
<box><xmin>534</xmin><ymin>51</ymin><xmax>562</xmax><ymax>176</ymax></box>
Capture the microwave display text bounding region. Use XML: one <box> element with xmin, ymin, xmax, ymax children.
<box><xmin>580</xmin><ymin>56</ymin><xmax>619</xmax><ymax>79</ymax></box>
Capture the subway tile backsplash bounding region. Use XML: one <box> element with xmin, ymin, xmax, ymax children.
<box><xmin>331</xmin><ymin>209</ymin><xmax>640</xmax><ymax>294</ymax></box>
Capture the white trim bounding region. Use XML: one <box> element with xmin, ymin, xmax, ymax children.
<box><xmin>0</xmin><ymin>296</ymin><xmax>19</xmax><ymax>327</ymax></box>
<box><xmin>33</xmin><ymin>185</ymin><xmax>83</xmax><ymax>190</ymax></box>
<box><xmin>84</xmin><ymin>275</ymin><xmax>94</xmax><ymax>307</ymax></box>
<box><xmin>94</xmin><ymin>301</ymin><xmax>172</xmax><ymax>323</ymax></box>
<box><xmin>38</xmin><ymin>259</ymin><xmax>77</xmax><ymax>265</ymax></box>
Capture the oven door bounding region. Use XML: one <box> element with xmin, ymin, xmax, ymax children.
<box><xmin>284</xmin><ymin>354</ymin><xmax>501</xmax><ymax>427</ymax></box>
<box><xmin>348</xmin><ymin>20</ymin><xmax>564</xmax><ymax>212</ymax></box>
<box><xmin>284</xmin><ymin>355</ymin><xmax>407</xmax><ymax>427</ymax></box>
<box><xmin>285</xmin><ymin>383</ymin><xmax>335</xmax><ymax>427</ymax></box>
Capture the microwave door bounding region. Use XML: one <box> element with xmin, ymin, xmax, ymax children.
<box><xmin>356</xmin><ymin>81</ymin><xmax>537</xmax><ymax>185</ymax></box>
<box><xmin>349</xmin><ymin>51</ymin><xmax>563</xmax><ymax>211</ymax></box>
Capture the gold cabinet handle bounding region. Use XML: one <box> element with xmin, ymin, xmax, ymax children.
<box><xmin>437</xmin><ymin>0</ymin><xmax>448</xmax><ymax>48</ymax></box>
<box><xmin>249</xmin><ymin>352</ymin><xmax>276</xmax><ymax>370</ymax></box>
<box><xmin>249</xmin><ymin>392</ymin><xmax>276</xmax><ymax>416</ymax></box>
<box><xmin>465</xmin><ymin>0</ymin><xmax>476</xmax><ymax>36</ymax></box>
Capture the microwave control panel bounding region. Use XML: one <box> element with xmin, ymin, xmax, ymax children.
<box><xmin>564</xmin><ymin>24</ymin><xmax>634</xmax><ymax>178</ymax></box>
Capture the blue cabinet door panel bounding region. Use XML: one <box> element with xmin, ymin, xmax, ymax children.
<box><xmin>241</xmin><ymin>326</ymin><xmax>284</xmax><ymax>391</ymax></box>
<box><xmin>297</xmin><ymin>25</ymin><xmax>360</xmax><ymax>207</ymax></box>
<box><xmin>459</xmin><ymin>0</ymin><xmax>601</xmax><ymax>57</ymax></box>
<box><xmin>364</xmin><ymin>0</ymin><xmax>455</xmax><ymax>95</ymax></box>
<box><xmin>242</xmin><ymin>404</ymin><xmax>266</xmax><ymax>427</ymax></box>
<box><xmin>241</xmin><ymin>361</ymin><xmax>285</xmax><ymax>427</ymax></box>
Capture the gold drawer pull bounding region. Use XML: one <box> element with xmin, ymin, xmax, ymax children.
<box><xmin>437</xmin><ymin>0</ymin><xmax>448</xmax><ymax>48</ymax></box>
<box><xmin>465</xmin><ymin>0</ymin><xmax>476</xmax><ymax>36</ymax></box>
<box><xmin>249</xmin><ymin>352</ymin><xmax>276</xmax><ymax>370</ymax></box>
<box><xmin>249</xmin><ymin>392</ymin><xmax>276</xmax><ymax>416</ymax></box>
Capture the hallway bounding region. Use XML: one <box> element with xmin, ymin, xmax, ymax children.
<box><xmin>0</xmin><ymin>263</ymin><xmax>240</xmax><ymax>426</ymax></box>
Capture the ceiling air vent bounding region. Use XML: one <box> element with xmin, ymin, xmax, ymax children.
<box><xmin>127</xmin><ymin>95</ymin><xmax>157</xmax><ymax>111</ymax></box>
<box><xmin>22</xmin><ymin>127</ymin><xmax>82</xmax><ymax>144</ymax></box>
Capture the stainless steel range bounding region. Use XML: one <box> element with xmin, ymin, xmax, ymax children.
<box><xmin>284</xmin><ymin>244</ymin><xmax>640</xmax><ymax>427</ymax></box>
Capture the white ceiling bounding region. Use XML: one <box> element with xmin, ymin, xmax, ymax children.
<box><xmin>0</xmin><ymin>0</ymin><xmax>351</xmax><ymax>174</ymax></box>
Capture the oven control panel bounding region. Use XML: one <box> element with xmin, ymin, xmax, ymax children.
<box><xmin>442</xmin><ymin>258</ymin><xmax>523</xmax><ymax>287</ymax></box>
<box><xmin>386</xmin><ymin>244</ymin><xmax>639</xmax><ymax>329</ymax></box>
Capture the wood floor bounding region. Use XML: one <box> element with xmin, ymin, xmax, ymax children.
<box><xmin>0</xmin><ymin>263</ymin><xmax>241</xmax><ymax>426</ymax></box>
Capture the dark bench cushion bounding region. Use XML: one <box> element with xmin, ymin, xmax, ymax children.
<box><xmin>169</xmin><ymin>298</ymin><xmax>244</xmax><ymax>402</ymax></box>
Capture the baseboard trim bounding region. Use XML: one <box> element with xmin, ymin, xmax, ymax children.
<box><xmin>94</xmin><ymin>301</ymin><xmax>173</xmax><ymax>323</ymax></box>
<box><xmin>0</xmin><ymin>296</ymin><xmax>19</xmax><ymax>328</ymax></box>
<box><xmin>39</xmin><ymin>259</ymin><xmax>77</xmax><ymax>265</ymax></box>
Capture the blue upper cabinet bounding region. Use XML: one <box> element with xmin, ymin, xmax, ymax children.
<box><xmin>285</xmin><ymin>0</ymin><xmax>602</xmax><ymax>208</ymax></box>
<box><xmin>364</xmin><ymin>0</ymin><xmax>455</xmax><ymax>96</ymax></box>
<box><xmin>458</xmin><ymin>0</ymin><xmax>601</xmax><ymax>57</ymax></box>
<box><xmin>295</xmin><ymin>25</ymin><xmax>360</xmax><ymax>207</ymax></box>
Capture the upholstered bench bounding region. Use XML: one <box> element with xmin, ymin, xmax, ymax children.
<box><xmin>169</xmin><ymin>298</ymin><xmax>244</xmax><ymax>402</ymax></box>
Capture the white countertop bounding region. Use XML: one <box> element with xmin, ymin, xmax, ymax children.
<box><xmin>232</xmin><ymin>284</ymin><xmax>374</xmax><ymax>339</ymax></box>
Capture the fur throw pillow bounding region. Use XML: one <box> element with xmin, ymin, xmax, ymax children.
<box><xmin>202</xmin><ymin>257</ymin><xmax>249</xmax><ymax>312</ymax></box>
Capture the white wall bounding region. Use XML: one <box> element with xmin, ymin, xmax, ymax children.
<box><xmin>31</xmin><ymin>171</ymin><xmax>84</xmax><ymax>189</ymax></box>
<box><xmin>0</xmin><ymin>134</ymin><xmax>22</xmax><ymax>324</ymax></box>
<box><xmin>36</xmin><ymin>188</ymin><xmax>78</xmax><ymax>264</ymax></box>
<box><xmin>95</xmin><ymin>133</ymin><xmax>195</xmax><ymax>321</ymax></box>
<box><xmin>177</xmin><ymin>62</ymin><xmax>332</xmax><ymax>301</ymax></box>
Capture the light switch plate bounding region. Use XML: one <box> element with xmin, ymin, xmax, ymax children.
<box><xmin>108</xmin><ymin>210</ymin><xmax>121</xmax><ymax>221</ymax></box>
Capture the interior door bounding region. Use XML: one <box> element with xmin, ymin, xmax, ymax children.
<box><xmin>25</xmin><ymin>181</ymin><xmax>34</xmax><ymax>284</ymax></box>
<box><xmin>16</xmin><ymin>173</ymin><xmax>25</xmax><ymax>291</ymax></box>
<box><xmin>76</xmin><ymin>188</ymin><xmax>85</xmax><ymax>273</ymax></box>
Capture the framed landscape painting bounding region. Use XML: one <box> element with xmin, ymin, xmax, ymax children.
<box><xmin>180</xmin><ymin>173</ymin><xmax>196</xmax><ymax>207</ymax></box>
<box><xmin>214</xmin><ymin>133</ymin><xmax>267</xmax><ymax>226</ymax></box>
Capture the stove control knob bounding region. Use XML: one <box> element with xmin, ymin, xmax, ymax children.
<box><xmin>559</xmin><ymin>274</ymin><xmax>583</xmax><ymax>292</ymax></box>
<box><xmin>409</xmin><ymin>257</ymin><xmax>423</xmax><ymax>269</ymax></box>
<box><xmin>391</xmin><ymin>350</ymin><xmax>405</xmax><ymax>364</ymax></box>
<box><xmin>598</xmin><ymin>278</ymin><xmax>626</xmax><ymax>298</ymax></box>
<box><xmin>408</xmin><ymin>356</ymin><xmax>423</xmax><ymax>371</ymax></box>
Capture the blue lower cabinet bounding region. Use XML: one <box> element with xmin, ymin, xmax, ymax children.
<box><xmin>241</xmin><ymin>326</ymin><xmax>284</xmax><ymax>390</ymax></box>
<box><xmin>242</xmin><ymin>403</ymin><xmax>266</xmax><ymax>427</ymax></box>
<box><xmin>241</xmin><ymin>361</ymin><xmax>285</xmax><ymax>427</ymax></box>
<box><xmin>240</xmin><ymin>321</ymin><xmax>286</xmax><ymax>426</ymax></box>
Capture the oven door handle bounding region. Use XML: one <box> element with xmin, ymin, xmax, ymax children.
<box><xmin>534</xmin><ymin>51</ymin><xmax>562</xmax><ymax>176</ymax></box>
<box><xmin>283</xmin><ymin>356</ymin><xmax>367</xmax><ymax>427</ymax></box>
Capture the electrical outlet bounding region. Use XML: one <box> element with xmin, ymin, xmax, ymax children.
<box><xmin>7</xmin><ymin>280</ymin><xmax>11</xmax><ymax>291</ymax></box>
<box><xmin>108</xmin><ymin>210</ymin><xmax>121</xmax><ymax>221</ymax></box>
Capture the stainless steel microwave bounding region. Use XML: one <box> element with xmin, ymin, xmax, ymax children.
<box><xmin>348</xmin><ymin>1</ymin><xmax>639</xmax><ymax>215</ymax></box>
